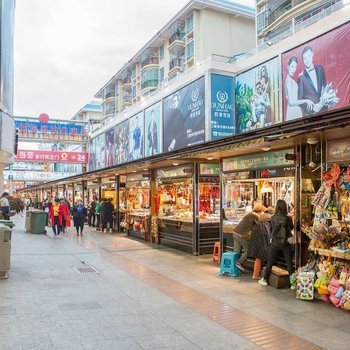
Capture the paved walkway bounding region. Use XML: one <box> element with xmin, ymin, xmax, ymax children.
<box><xmin>1</xmin><ymin>213</ymin><xmax>349</xmax><ymax>349</ymax></box>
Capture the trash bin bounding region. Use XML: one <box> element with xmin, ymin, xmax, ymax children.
<box><xmin>30</xmin><ymin>211</ymin><xmax>48</xmax><ymax>234</ymax></box>
<box><xmin>0</xmin><ymin>220</ymin><xmax>15</xmax><ymax>230</ymax></box>
<box><xmin>0</xmin><ymin>223</ymin><xmax>11</xmax><ymax>279</ymax></box>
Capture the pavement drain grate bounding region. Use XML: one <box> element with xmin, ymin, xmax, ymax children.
<box><xmin>72</xmin><ymin>266</ymin><xmax>100</xmax><ymax>274</ymax></box>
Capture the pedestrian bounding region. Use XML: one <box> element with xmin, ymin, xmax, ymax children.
<box><xmin>95</xmin><ymin>198</ymin><xmax>102</xmax><ymax>230</ymax></box>
<box><xmin>72</xmin><ymin>199</ymin><xmax>87</xmax><ymax>236</ymax></box>
<box><xmin>232</xmin><ymin>202</ymin><xmax>266</xmax><ymax>272</ymax></box>
<box><xmin>60</xmin><ymin>198</ymin><xmax>70</xmax><ymax>233</ymax></box>
<box><xmin>102</xmin><ymin>198</ymin><xmax>114</xmax><ymax>233</ymax></box>
<box><xmin>49</xmin><ymin>197</ymin><xmax>63</xmax><ymax>236</ymax></box>
<box><xmin>88</xmin><ymin>198</ymin><xmax>97</xmax><ymax>227</ymax></box>
<box><xmin>248</xmin><ymin>206</ymin><xmax>274</xmax><ymax>279</ymax></box>
<box><xmin>259</xmin><ymin>199</ymin><xmax>295</xmax><ymax>287</ymax></box>
<box><xmin>0</xmin><ymin>192</ymin><xmax>10</xmax><ymax>220</ymax></box>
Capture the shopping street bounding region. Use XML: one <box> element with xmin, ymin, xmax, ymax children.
<box><xmin>1</xmin><ymin>213</ymin><xmax>349</xmax><ymax>350</ymax></box>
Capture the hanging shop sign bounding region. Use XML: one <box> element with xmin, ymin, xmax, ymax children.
<box><xmin>144</xmin><ymin>101</ymin><xmax>162</xmax><ymax>157</ymax></box>
<box><xmin>163</xmin><ymin>76</ymin><xmax>205</xmax><ymax>152</ymax></box>
<box><xmin>126</xmin><ymin>172</ymin><xmax>149</xmax><ymax>183</ymax></box>
<box><xmin>128</xmin><ymin>111</ymin><xmax>144</xmax><ymax>161</ymax></box>
<box><xmin>15</xmin><ymin>119</ymin><xmax>87</xmax><ymax>140</ymax></box>
<box><xmin>223</xmin><ymin>149</ymin><xmax>294</xmax><ymax>172</ymax></box>
<box><xmin>4</xmin><ymin>170</ymin><xmax>78</xmax><ymax>181</ymax></box>
<box><xmin>235</xmin><ymin>57</ymin><xmax>281</xmax><ymax>133</ymax></box>
<box><xmin>156</xmin><ymin>165</ymin><xmax>193</xmax><ymax>179</ymax></box>
<box><xmin>327</xmin><ymin>139</ymin><xmax>350</xmax><ymax>163</ymax></box>
<box><xmin>210</xmin><ymin>74</ymin><xmax>234</xmax><ymax>140</ymax></box>
<box><xmin>199</xmin><ymin>164</ymin><xmax>220</xmax><ymax>175</ymax></box>
<box><xmin>282</xmin><ymin>22</ymin><xmax>350</xmax><ymax>122</ymax></box>
<box><xmin>15</xmin><ymin>150</ymin><xmax>88</xmax><ymax>163</ymax></box>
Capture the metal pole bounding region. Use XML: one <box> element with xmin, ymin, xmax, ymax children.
<box><xmin>115</xmin><ymin>175</ymin><xmax>120</xmax><ymax>232</ymax></box>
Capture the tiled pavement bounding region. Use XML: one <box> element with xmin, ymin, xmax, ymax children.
<box><xmin>1</xmin><ymin>214</ymin><xmax>349</xmax><ymax>349</ymax></box>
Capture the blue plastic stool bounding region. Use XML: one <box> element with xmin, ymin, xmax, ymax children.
<box><xmin>219</xmin><ymin>251</ymin><xmax>240</xmax><ymax>277</ymax></box>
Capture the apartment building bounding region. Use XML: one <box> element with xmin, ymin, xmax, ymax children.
<box><xmin>256</xmin><ymin>0</ymin><xmax>348</xmax><ymax>48</ymax></box>
<box><xmin>95</xmin><ymin>0</ymin><xmax>255</xmax><ymax>121</ymax></box>
<box><xmin>71</xmin><ymin>100</ymin><xmax>103</xmax><ymax>133</ymax></box>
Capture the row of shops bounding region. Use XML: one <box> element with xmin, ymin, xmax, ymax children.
<box><xmin>20</xmin><ymin>119</ymin><xmax>350</xmax><ymax>271</ymax></box>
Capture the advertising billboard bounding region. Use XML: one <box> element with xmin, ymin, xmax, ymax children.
<box><xmin>128</xmin><ymin>111</ymin><xmax>144</xmax><ymax>161</ymax></box>
<box><xmin>163</xmin><ymin>76</ymin><xmax>205</xmax><ymax>152</ymax></box>
<box><xmin>282</xmin><ymin>22</ymin><xmax>350</xmax><ymax>121</ymax></box>
<box><xmin>210</xmin><ymin>74</ymin><xmax>235</xmax><ymax>140</ymax></box>
<box><xmin>95</xmin><ymin>133</ymin><xmax>105</xmax><ymax>169</ymax></box>
<box><xmin>114</xmin><ymin>120</ymin><xmax>129</xmax><ymax>165</ymax></box>
<box><xmin>144</xmin><ymin>101</ymin><xmax>162</xmax><ymax>157</ymax></box>
<box><xmin>88</xmin><ymin>139</ymin><xmax>96</xmax><ymax>171</ymax></box>
<box><xmin>15</xmin><ymin>150</ymin><xmax>88</xmax><ymax>164</ymax></box>
<box><xmin>105</xmin><ymin>128</ymin><xmax>115</xmax><ymax>167</ymax></box>
<box><xmin>235</xmin><ymin>57</ymin><xmax>281</xmax><ymax>133</ymax></box>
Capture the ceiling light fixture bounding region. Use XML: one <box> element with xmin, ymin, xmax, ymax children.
<box><xmin>173</xmin><ymin>162</ymin><xmax>179</xmax><ymax>166</ymax></box>
<box><xmin>206</xmin><ymin>156</ymin><xmax>214</xmax><ymax>160</ymax></box>
<box><xmin>306</xmin><ymin>138</ymin><xmax>318</xmax><ymax>145</ymax></box>
<box><xmin>261</xmin><ymin>146</ymin><xmax>271</xmax><ymax>151</ymax></box>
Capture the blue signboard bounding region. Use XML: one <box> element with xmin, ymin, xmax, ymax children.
<box><xmin>163</xmin><ymin>76</ymin><xmax>205</xmax><ymax>152</ymax></box>
<box><xmin>210</xmin><ymin>74</ymin><xmax>235</xmax><ymax>140</ymax></box>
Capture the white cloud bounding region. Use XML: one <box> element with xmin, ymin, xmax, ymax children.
<box><xmin>14</xmin><ymin>0</ymin><xmax>255</xmax><ymax>119</ymax></box>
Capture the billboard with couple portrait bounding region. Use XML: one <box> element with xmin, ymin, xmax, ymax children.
<box><xmin>144</xmin><ymin>101</ymin><xmax>162</xmax><ymax>157</ymax></box>
<box><xmin>163</xmin><ymin>76</ymin><xmax>205</xmax><ymax>152</ymax></box>
<box><xmin>282</xmin><ymin>22</ymin><xmax>350</xmax><ymax>121</ymax></box>
<box><xmin>235</xmin><ymin>57</ymin><xmax>281</xmax><ymax>133</ymax></box>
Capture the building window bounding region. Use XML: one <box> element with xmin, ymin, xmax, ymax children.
<box><xmin>186</xmin><ymin>40</ymin><xmax>194</xmax><ymax>61</ymax></box>
<box><xmin>159</xmin><ymin>45</ymin><xmax>164</xmax><ymax>61</ymax></box>
<box><xmin>159</xmin><ymin>67</ymin><xmax>164</xmax><ymax>82</ymax></box>
<box><xmin>186</xmin><ymin>14</ymin><xmax>194</xmax><ymax>34</ymax></box>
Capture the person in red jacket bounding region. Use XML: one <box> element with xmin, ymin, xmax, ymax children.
<box><xmin>49</xmin><ymin>198</ymin><xmax>64</xmax><ymax>236</ymax></box>
<box><xmin>60</xmin><ymin>198</ymin><xmax>70</xmax><ymax>233</ymax></box>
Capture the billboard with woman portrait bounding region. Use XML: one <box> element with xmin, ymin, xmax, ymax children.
<box><xmin>144</xmin><ymin>101</ymin><xmax>162</xmax><ymax>157</ymax></box>
<box><xmin>95</xmin><ymin>133</ymin><xmax>105</xmax><ymax>170</ymax></box>
<box><xmin>235</xmin><ymin>57</ymin><xmax>281</xmax><ymax>133</ymax></box>
<box><xmin>114</xmin><ymin>120</ymin><xmax>129</xmax><ymax>165</ymax></box>
<box><xmin>105</xmin><ymin>128</ymin><xmax>115</xmax><ymax>167</ymax></box>
<box><xmin>282</xmin><ymin>22</ymin><xmax>350</xmax><ymax>121</ymax></box>
<box><xmin>88</xmin><ymin>139</ymin><xmax>96</xmax><ymax>171</ymax></box>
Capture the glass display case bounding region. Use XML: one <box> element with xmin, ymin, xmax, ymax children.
<box><xmin>125</xmin><ymin>172</ymin><xmax>151</xmax><ymax>241</ymax></box>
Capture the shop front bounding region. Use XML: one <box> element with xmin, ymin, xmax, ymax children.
<box><xmin>221</xmin><ymin>149</ymin><xmax>296</xmax><ymax>254</ymax></box>
<box><xmin>125</xmin><ymin>172</ymin><xmax>151</xmax><ymax>241</ymax></box>
<box><xmin>157</xmin><ymin>163</ymin><xmax>220</xmax><ymax>254</ymax></box>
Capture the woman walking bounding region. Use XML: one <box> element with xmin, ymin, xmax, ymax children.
<box><xmin>49</xmin><ymin>198</ymin><xmax>64</xmax><ymax>236</ymax></box>
<box><xmin>72</xmin><ymin>199</ymin><xmax>87</xmax><ymax>236</ymax></box>
<box><xmin>259</xmin><ymin>199</ymin><xmax>294</xmax><ymax>287</ymax></box>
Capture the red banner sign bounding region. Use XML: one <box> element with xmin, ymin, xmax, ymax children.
<box><xmin>15</xmin><ymin>150</ymin><xmax>88</xmax><ymax>164</ymax></box>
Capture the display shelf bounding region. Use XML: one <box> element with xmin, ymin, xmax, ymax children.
<box><xmin>309</xmin><ymin>245</ymin><xmax>350</xmax><ymax>260</ymax></box>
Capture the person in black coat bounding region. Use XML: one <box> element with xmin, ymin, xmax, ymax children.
<box><xmin>258</xmin><ymin>199</ymin><xmax>294</xmax><ymax>287</ymax></box>
<box><xmin>72</xmin><ymin>199</ymin><xmax>87</xmax><ymax>236</ymax></box>
<box><xmin>102</xmin><ymin>198</ymin><xmax>114</xmax><ymax>233</ymax></box>
<box><xmin>88</xmin><ymin>198</ymin><xmax>97</xmax><ymax>227</ymax></box>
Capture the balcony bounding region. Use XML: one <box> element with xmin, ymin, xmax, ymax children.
<box><xmin>141</xmin><ymin>79</ymin><xmax>158</xmax><ymax>92</ymax></box>
<box><xmin>168</xmin><ymin>57</ymin><xmax>185</xmax><ymax>76</ymax></box>
<box><xmin>121</xmin><ymin>77</ymin><xmax>132</xmax><ymax>91</ymax></box>
<box><xmin>104</xmin><ymin>107</ymin><xmax>115</xmax><ymax>116</ymax></box>
<box><xmin>122</xmin><ymin>94</ymin><xmax>132</xmax><ymax>108</ymax></box>
<box><xmin>141</xmin><ymin>57</ymin><xmax>159</xmax><ymax>72</ymax></box>
<box><xmin>169</xmin><ymin>32</ymin><xmax>185</xmax><ymax>55</ymax></box>
<box><xmin>104</xmin><ymin>90</ymin><xmax>115</xmax><ymax>100</ymax></box>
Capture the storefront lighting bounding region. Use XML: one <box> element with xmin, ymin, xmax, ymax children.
<box><xmin>306</xmin><ymin>138</ymin><xmax>318</xmax><ymax>145</ymax></box>
<box><xmin>261</xmin><ymin>146</ymin><xmax>271</xmax><ymax>151</ymax></box>
<box><xmin>173</xmin><ymin>162</ymin><xmax>179</xmax><ymax>166</ymax></box>
<box><xmin>143</xmin><ymin>169</ymin><xmax>148</xmax><ymax>171</ymax></box>
<box><xmin>206</xmin><ymin>156</ymin><xmax>214</xmax><ymax>160</ymax></box>
<box><xmin>131</xmin><ymin>170</ymin><xmax>137</xmax><ymax>173</ymax></box>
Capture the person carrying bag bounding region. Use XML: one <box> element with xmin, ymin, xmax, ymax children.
<box><xmin>258</xmin><ymin>199</ymin><xmax>294</xmax><ymax>287</ymax></box>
